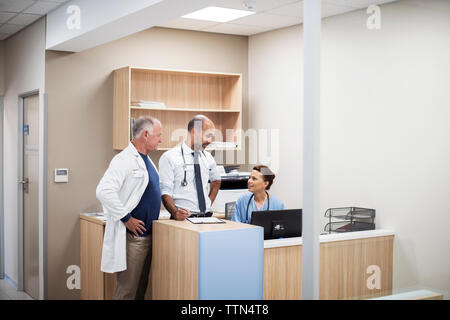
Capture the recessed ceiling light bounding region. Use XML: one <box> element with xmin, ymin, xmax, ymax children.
<box><xmin>182</xmin><ymin>6</ymin><xmax>255</xmax><ymax>23</ymax></box>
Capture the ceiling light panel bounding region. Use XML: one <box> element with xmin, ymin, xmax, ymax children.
<box><xmin>182</xmin><ymin>6</ymin><xmax>255</xmax><ymax>23</ymax></box>
<box><xmin>160</xmin><ymin>18</ymin><xmax>219</xmax><ymax>31</ymax></box>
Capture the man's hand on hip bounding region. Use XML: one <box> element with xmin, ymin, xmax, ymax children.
<box><xmin>124</xmin><ymin>217</ymin><xmax>146</xmax><ymax>236</ymax></box>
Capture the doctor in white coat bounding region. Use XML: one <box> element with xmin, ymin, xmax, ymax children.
<box><xmin>96</xmin><ymin>116</ymin><xmax>162</xmax><ymax>299</ymax></box>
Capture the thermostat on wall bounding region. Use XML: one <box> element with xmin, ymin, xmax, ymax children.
<box><xmin>55</xmin><ymin>168</ymin><xmax>69</xmax><ymax>183</ymax></box>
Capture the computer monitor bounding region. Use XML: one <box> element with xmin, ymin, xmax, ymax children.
<box><xmin>250</xmin><ymin>209</ymin><xmax>302</xmax><ymax>240</ymax></box>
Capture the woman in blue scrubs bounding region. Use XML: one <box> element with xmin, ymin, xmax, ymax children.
<box><xmin>232</xmin><ymin>165</ymin><xmax>285</xmax><ymax>224</ymax></box>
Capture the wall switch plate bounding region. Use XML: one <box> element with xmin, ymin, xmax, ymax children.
<box><xmin>55</xmin><ymin>168</ymin><xmax>69</xmax><ymax>183</ymax></box>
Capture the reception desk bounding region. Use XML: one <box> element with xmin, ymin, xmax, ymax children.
<box><xmin>79</xmin><ymin>213</ymin><xmax>115</xmax><ymax>300</ymax></box>
<box><xmin>151</xmin><ymin>220</ymin><xmax>263</xmax><ymax>299</ymax></box>
<box><xmin>79</xmin><ymin>211</ymin><xmax>227</xmax><ymax>300</ymax></box>
<box><xmin>263</xmin><ymin>230</ymin><xmax>395</xmax><ymax>300</ymax></box>
<box><xmin>80</xmin><ymin>213</ymin><xmax>394</xmax><ymax>300</ymax></box>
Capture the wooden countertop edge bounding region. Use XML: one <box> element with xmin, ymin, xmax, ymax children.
<box><xmin>264</xmin><ymin>230</ymin><xmax>395</xmax><ymax>249</ymax></box>
<box><xmin>80</xmin><ymin>214</ymin><xmax>106</xmax><ymax>226</ymax></box>
<box><xmin>79</xmin><ymin>215</ymin><xmax>395</xmax><ymax>248</ymax></box>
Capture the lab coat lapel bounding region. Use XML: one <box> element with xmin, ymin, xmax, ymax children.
<box><xmin>128</xmin><ymin>142</ymin><xmax>146</xmax><ymax>171</ymax></box>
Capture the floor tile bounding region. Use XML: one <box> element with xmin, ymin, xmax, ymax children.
<box><xmin>0</xmin><ymin>279</ymin><xmax>33</xmax><ymax>300</ymax></box>
<box><xmin>0</xmin><ymin>291</ymin><xmax>11</xmax><ymax>300</ymax></box>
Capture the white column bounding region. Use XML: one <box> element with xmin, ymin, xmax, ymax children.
<box><xmin>302</xmin><ymin>0</ymin><xmax>321</xmax><ymax>300</ymax></box>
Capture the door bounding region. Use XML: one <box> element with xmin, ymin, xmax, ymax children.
<box><xmin>0</xmin><ymin>96</ymin><xmax>3</xmax><ymax>280</ymax></box>
<box><xmin>22</xmin><ymin>94</ymin><xmax>39</xmax><ymax>299</ymax></box>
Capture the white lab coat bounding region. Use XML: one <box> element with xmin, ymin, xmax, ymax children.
<box><xmin>96</xmin><ymin>142</ymin><xmax>157</xmax><ymax>273</ymax></box>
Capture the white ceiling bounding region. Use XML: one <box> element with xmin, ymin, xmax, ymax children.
<box><xmin>3</xmin><ymin>0</ymin><xmax>400</xmax><ymax>47</ymax></box>
<box><xmin>0</xmin><ymin>0</ymin><xmax>69</xmax><ymax>40</ymax></box>
<box><xmin>159</xmin><ymin>0</ymin><xmax>398</xmax><ymax>36</ymax></box>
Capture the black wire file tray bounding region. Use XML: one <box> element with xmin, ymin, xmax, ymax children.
<box><xmin>324</xmin><ymin>207</ymin><xmax>375</xmax><ymax>234</ymax></box>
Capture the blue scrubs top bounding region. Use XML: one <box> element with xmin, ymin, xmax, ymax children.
<box><xmin>231</xmin><ymin>192</ymin><xmax>285</xmax><ymax>224</ymax></box>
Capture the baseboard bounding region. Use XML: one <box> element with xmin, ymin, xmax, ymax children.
<box><xmin>3</xmin><ymin>273</ymin><xmax>18</xmax><ymax>290</ymax></box>
<box><xmin>393</xmin><ymin>285</ymin><xmax>449</xmax><ymax>300</ymax></box>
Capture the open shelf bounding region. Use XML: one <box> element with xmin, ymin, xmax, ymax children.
<box><xmin>113</xmin><ymin>67</ymin><xmax>242</xmax><ymax>150</ymax></box>
<box><xmin>130</xmin><ymin>106</ymin><xmax>241</xmax><ymax>113</ymax></box>
<box><xmin>130</xmin><ymin>108</ymin><xmax>241</xmax><ymax>150</ymax></box>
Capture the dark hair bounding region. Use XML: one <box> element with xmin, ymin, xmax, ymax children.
<box><xmin>187</xmin><ymin>115</ymin><xmax>208</xmax><ymax>132</ymax></box>
<box><xmin>252</xmin><ymin>165</ymin><xmax>275</xmax><ymax>190</ymax></box>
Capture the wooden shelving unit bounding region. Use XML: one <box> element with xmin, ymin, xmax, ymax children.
<box><xmin>113</xmin><ymin>66</ymin><xmax>242</xmax><ymax>150</ymax></box>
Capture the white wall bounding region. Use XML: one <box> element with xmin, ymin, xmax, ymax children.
<box><xmin>249</xmin><ymin>0</ymin><xmax>450</xmax><ymax>297</ymax></box>
<box><xmin>248</xmin><ymin>26</ymin><xmax>303</xmax><ymax>210</ymax></box>
<box><xmin>3</xmin><ymin>18</ymin><xmax>46</xmax><ymax>286</ymax></box>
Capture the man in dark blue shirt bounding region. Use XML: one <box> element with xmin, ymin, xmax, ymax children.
<box><xmin>111</xmin><ymin>116</ymin><xmax>162</xmax><ymax>300</ymax></box>
<box><xmin>120</xmin><ymin>152</ymin><xmax>161</xmax><ymax>237</ymax></box>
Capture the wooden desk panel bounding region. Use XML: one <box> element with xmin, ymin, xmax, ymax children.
<box><xmin>81</xmin><ymin>213</ymin><xmax>394</xmax><ymax>300</ymax></box>
<box><xmin>80</xmin><ymin>215</ymin><xmax>116</xmax><ymax>300</ymax></box>
<box><xmin>151</xmin><ymin>221</ymin><xmax>199</xmax><ymax>300</ymax></box>
<box><xmin>152</xmin><ymin>220</ymin><xmax>263</xmax><ymax>300</ymax></box>
<box><xmin>264</xmin><ymin>245</ymin><xmax>302</xmax><ymax>300</ymax></box>
<box><xmin>80</xmin><ymin>219</ymin><xmax>105</xmax><ymax>300</ymax></box>
<box><xmin>80</xmin><ymin>213</ymin><xmax>228</xmax><ymax>300</ymax></box>
<box><xmin>319</xmin><ymin>235</ymin><xmax>394</xmax><ymax>300</ymax></box>
<box><xmin>263</xmin><ymin>235</ymin><xmax>394</xmax><ymax>300</ymax></box>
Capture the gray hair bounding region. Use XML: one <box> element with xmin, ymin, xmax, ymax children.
<box><xmin>133</xmin><ymin>116</ymin><xmax>160</xmax><ymax>139</ymax></box>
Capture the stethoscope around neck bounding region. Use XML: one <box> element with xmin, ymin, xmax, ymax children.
<box><xmin>180</xmin><ymin>144</ymin><xmax>205</xmax><ymax>187</ymax></box>
<box><xmin>246</xmin><ymin>191</ymin><xmax>270</xmax><ymax>223</ymax></box>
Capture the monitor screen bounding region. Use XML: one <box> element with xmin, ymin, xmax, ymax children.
<box><xmin>250</xmin><ymin>209</ymin><xmax>302</xmax><ymax>240</ymax></box>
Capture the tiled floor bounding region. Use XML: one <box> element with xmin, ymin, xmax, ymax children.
<box><xmin>0</xmin><ymin>279</ymin><xmax>33</xmax><ymax>300</ymax></box>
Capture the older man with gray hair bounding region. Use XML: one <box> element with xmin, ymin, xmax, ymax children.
<box><xmin>96</xmin><ymin>116</ymin><xmax>162</xmax><ymax>299</ymax></box>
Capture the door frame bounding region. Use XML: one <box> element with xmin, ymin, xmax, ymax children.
<box><xmin>17</xmin><ymin>90</ymin><xmax>47</xmax><ymax>300</ymax></box>
<box><xmin>0</xmin><ymin>96</ymin><xmax>4</xmax><ymax>280</ymax></box>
